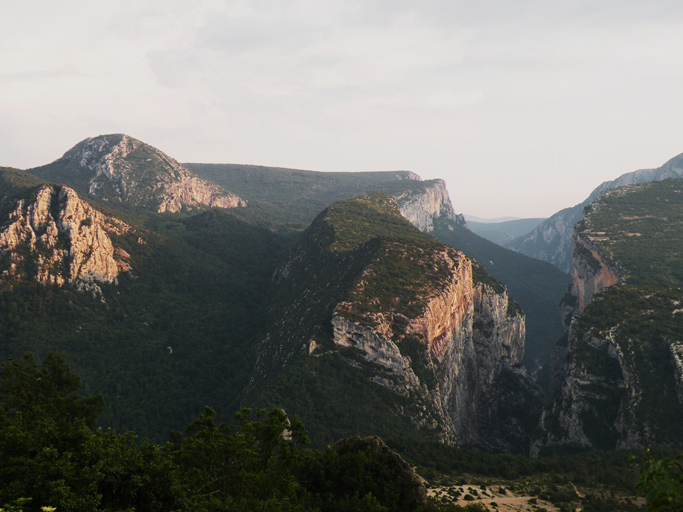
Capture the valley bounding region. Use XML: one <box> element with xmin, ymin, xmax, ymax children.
<box><xmin>1</xmin><ymin>134</ymin><xmax>682</xmax><ymax>511</ymax></box>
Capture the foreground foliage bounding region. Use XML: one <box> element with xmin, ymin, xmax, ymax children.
<box><xmin>0</xmin><ymin>354</ymin><xmax>676</xmax><ymax>512</ymax></box>
<box><xmin>635</xmin><ymin>451</ymin><xmax>683</xmax><ymax>512</ymax></box>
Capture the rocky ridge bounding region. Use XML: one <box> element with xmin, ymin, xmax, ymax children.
<box><xmin>392</xmin><ymin>179</ymin><xmax>466</xmax><ymax>233</ymax></box>
<box><xmin>249</xmin><ymin>194</ymin><xmax>541</xmax><ymax>451</ymax></box>
<box><xmin>30</xmin><ymin>134</ymin><xmax>246</xmax><ymax>214</ymax></box>
<box><xmin>507</xmin><ymin>151</ymin><xmax>683</xmax><ymax>272</ymax></box>
<box><xmin>535</xmin><ymin>180</ymin><xmax>683</xmax><ymax>453</ymax></box>
<box><xmin>0</xmin><ymin>184</ymin><xmax>131</xmax><ymax>288</ymax></box>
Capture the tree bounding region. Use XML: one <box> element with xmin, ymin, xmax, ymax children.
<box><xmin>634</xmin><ymin>450</ymin><xmax>683</xmax><ymax>512</ymax></box>
<box><xmin>172</xmin><ymin>406</ymin><xmax>309</xmax><ymax>512</ymax></box>
<box><xmin>0</xmin><ymin>354</ymin><xmax>105</xmax><ymax>511</ymax></box>
<box><xmin>0</xmin><ymin>353</ymin><xmax>187</xmax><ymax>512</ymax></box>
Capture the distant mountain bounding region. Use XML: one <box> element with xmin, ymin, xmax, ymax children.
<box><xmin>184</xmin><ymin>162</ymin><xmax>423</xmax><ymax>229</ymax></box>
<box><xmin>186</xmin><ymin>162</ymin><xmax>568</xmax><ymax>369</ymax></box>
<box><xmin>428</xmin><ymin>217</ymin><xmax>569</xmax><ymax>370</ymax></box>
<box><xmin>464</xmin><ymin>215</ymin><xmax>522</xmax><ymax>223</ymax></box>
<box><xmin>507</xmin><ymin>152</ymin><xmax>683</xmax><ymax>272</ymax></box>
<box><xmin>247</xmin><ymin>193</ymin><xmax>542</xmax><ymax>451</ymax></box>
<box><xmin>30</xmin><ymin>134</ymin><xmax>245</xmax><ymax>215</ymax></box>
<box><xmin>467</xmin><ymin>218</ymin><xmax>545</xmax><ymax>246</ymax></box>
<box><xmin>535</xmin><ymin>178</ymin><xmax>683</xmax><ymax>453</ymax></box>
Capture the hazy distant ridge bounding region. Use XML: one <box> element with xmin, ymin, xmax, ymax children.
<box><xmin>506</xmin><ymin>151</ymin><xmax>683</xmax><ymax>272</ymax></box>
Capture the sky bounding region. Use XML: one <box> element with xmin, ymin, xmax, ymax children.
<box><xmin>2</xmin><ymin>0</ymin><xmax>683</xmax><ymax>218</ymax></box>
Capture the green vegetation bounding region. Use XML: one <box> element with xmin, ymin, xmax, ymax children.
<box><xmin>249</xmin><ymin>194</ymin><xmax>525</xmax><ymax>447</ymax></box>
<box><xmin>634</xmin><ymin>450</ymin><xmax>683</xmax><ymax>511</ymax></box>
<box><xmin>1</xmin><ymin>353</ymin><xmax>526</xmax><ymax>512</ymax></box>
<box><xmin>0</xmin><ymin>201</ymin><xmax>290</xmax><ymax>441</ymax></box>
<box><xmin>431</xmin><ymin>217</ymin><xmax>570</xmax><ymax>372</ymax></box>
<box><xmin>563</xmin><ymin>180</ymin><xmax>683</xmax><ymax>448</ymax></box>
<box><xmin>582</xmin><ymin>179</ymin><xmax>683</xmax><ymax>287</ymax></box>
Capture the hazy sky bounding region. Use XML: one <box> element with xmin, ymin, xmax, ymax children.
<box><xmin>2</xmin><ymin>0</ymin><xmax>683</xmax><ymax>217</ymax></box>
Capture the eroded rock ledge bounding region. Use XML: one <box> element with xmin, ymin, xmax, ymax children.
<box><xmin>0</xmin><ymin>185</ymin><xmax>130</xmax><ymax>286</ymax></box>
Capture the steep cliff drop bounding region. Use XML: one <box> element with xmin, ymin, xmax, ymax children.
<box><xmin>534</xmin><ymin>181</ymin><xmax>683</xmax><ymax>453</ymax></box>
<box><xmin>248</xmin><ymin>193</ymin><xmax>542</xmax><ymax>451</ymax></box>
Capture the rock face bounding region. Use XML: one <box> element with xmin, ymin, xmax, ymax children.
<box><xmin>507</xmin><ymin>151</ymin><xmax>683</xmax><ymax>272</ymax></box>
<box><xmin>570</xmin><ymin>225</ymin><xmax>621</xmax><ymax>315</ymax></box>
<box><xmin>0</xmin><ymin>185</ymin><xmax>130</xmax><ymax>286</ymax></box>
<box><xmin>535</xmin><ymin>181</ymin><xmax>683</xmax><ymax>453</ymax></box>
<box><xmin>249</xmin><ymin>194</ymin><xmax>541</xmax><ymax>451</ymax></box>
<box><xmin>30</xmin><ymin>134</ymin><xmax>245</xmax><ymax>214</ymax></box>
<box><xmin>393</xmin><ymin>179</ymin><xmax>466</xmax><ymax>233</ymax></box>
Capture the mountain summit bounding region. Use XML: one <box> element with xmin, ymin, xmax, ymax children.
<box><xmin>30</xmin><ymin>134</ymin><xmax>246</xmax><ymax>214</ymax></box>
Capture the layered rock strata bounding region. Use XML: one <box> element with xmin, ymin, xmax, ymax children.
<box><xmin>394</xmin><ymin>179</ymin><xmax>466</xmax><ymax>233</ymax></box>
<box><xmin>332</xmin><ymin>254</ymin><xmax>531</xmax><ymax>449</ymax></box>
<box><xmin>0</xmin><ymin>185</ymin><xmax>130</xmax><ymax>286</ymax></box>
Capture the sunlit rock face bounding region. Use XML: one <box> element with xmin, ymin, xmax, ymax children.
<box><xmin>31</xmin><ymin>134</ymin><xmax>246</xmax><ymax>214</ymax></box>
<box><xmin>250</xmin><ymin>194</ymin><xmax>541</xmax><ymax>452</ymax></box>
<box><xmin>394</xmin><ymin>179</ymin><xmax>465</xmax><ymax>233</ymax></box>
<box><xmin>0</xmin><ymin>185</ymin><xmax>130</xmax><ymax>286</ymax></box>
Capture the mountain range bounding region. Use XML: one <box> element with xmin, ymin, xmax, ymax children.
<box><xmin>1</xmin><ymin>133</ymin><xmax>681</xmax><ymax>455</ymax></box>
<box><xmin>506</xmin><ymin>152</ymin><xmax>683</xmax><ymax>272</ymax></box>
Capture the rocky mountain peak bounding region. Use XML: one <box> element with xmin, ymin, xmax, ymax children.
<box><xmin>0</xmin><ymin>184</ymin><xmax>131</xmax><ymax>288</ymax></box>
<box><xmin>393</xmin><ymin>179</ymin><xmax>465</xmax><ymax>233</ymax></box>
<box><xmin>31</xmin><ymin>134</ymin><xmax>246</xmax><ymax>214</ymax></box>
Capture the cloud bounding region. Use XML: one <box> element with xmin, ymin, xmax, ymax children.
<box><xmin>4</xmin><ymin>0</ymin><xmax>683</xmax><ymax>216</ymax></box>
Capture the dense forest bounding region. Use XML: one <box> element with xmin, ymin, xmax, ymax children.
<box><xmin>1</xmin><ymin>354</ymin><xmax>680</xmax><ymax>512</ymax></box>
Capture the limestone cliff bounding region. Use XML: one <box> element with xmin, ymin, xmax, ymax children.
<box><xmin>30</xmin><ymin>134</ymin><xmax>246</xmax><ymax>214</ymax></box>
<box><xmin>393</xmin><ymin>179</ymin><xmax>466</xmax><ymax>233</ymax></box>
<box><xmin>249</xmin><ymin>194</ymin><xmax>541</xmax><ymax>451</ymax></box>
<box><xmin>570</xmin><ymin>223</ymin><xmax>621</xmax><ymax>315</ymax></box>
<box><xmin>0</xmin><ymin>184</ymin><xmax>130</xmax><ymax>287</ymax></box>
<box><xmin>536</xmin><ymin>180</ymin><xmax>683</xmax><ymax>452</ymax></box>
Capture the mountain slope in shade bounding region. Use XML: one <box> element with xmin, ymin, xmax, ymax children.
<box><xmin>426</xmin><ymin>217</ymin><xmax>570</xmax><ymax>370</ymax></box>
<box><xmin>467</xmin><ymin>218</ymin><xmax>545</xmax><ymax>246</ymax></box>
<box><xmin>30</xmin><ymin>134</ymin><xmax>245</xmax><ymax>214</ymax></box>
<box><xmin>535</xmin><ymin>179</ymin><xmax>683</xmax><ymax>453</ymax></box>
<box><xmin>507</xmin><ymin>152</ymin><xmax>683</xmax><ymax>272</ymax></box>
<box><xmin>184</xmin><ymin>162</ymin><xmax>426</xmax><ymax>229</ymax></box>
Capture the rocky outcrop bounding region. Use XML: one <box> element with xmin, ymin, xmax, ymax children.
<box><xmin>333</xmin><ymin>278</ymin><xmax>532</xmax><ymax>449</ymax></box>
<box><xmin>536</xmin><ymin>180</ymin><xmax>683</xmax><ymax>453</ymax></box>
<box><xmin>393</xmin><ymin>179</ymin><xmax>466</xmax><ymax>233</ymax></box>
<box><xmin>507</xmin><ymin>151</ymin><xmax>683</xmax><ymax>272</ymax></box>
<box><xmin>672</xmin><ymin>342</ymin><xmax>683</xmax><ymax>405</ymax></box>
<box><xmin>249</xmin><ymin>194</ymin><xmax>541</xmax><ymax>451</ymax></box>
<box><xmin>571</xmin><ymin>234</ymin><xmax>620</xmax><ymax>314</ymax></box>
<box><xmin>31</xmin><ymin>134</ymin><xmax>246</xmax><ymax>214</ymax></box>
<box><xmin>0</xmin><ymin>185</ymin><xmax>130</xmax><ymax>286</ymax></box>
<box><xmin>331</xmin><ymin>249</ymin><xmax>537</xmax><ymax>450</ymax></box>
